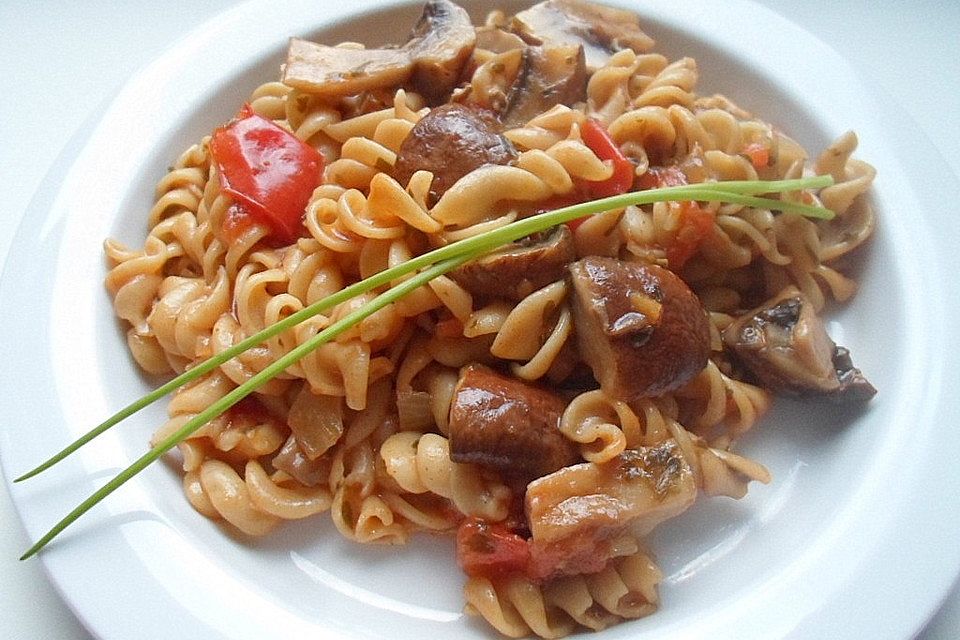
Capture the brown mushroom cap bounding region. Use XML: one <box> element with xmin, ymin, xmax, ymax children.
<box><xmin>449</xmin><ymin>225</ymin><xmax>576</xmax><ymax>301</ymax></box>
<box><xmin>392</xmin><ymin>102</ymin><xmax>518</xmax><ymax>200</ymax></box>
<box><xmin>568</xmin><ymin>257</ymin><xmax>711</xmax><ymax>400</ymax></box>
<box><xmin>447</xmin><ymin>364</ymin><xmax>580</xmax><ymax>482</ymax></box>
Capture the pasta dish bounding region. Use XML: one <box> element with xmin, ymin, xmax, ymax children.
<box><xmin>102</xmin><ymin>1</ymin><xmax>876</xmax><ymax>636</ymax></box>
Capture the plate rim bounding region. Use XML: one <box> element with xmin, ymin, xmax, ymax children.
<box><xmin>2</xmin><ymin>0</ymin><xmax>959</xmax><ymax>638</ymax></box>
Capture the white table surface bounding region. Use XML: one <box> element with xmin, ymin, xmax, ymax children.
<box><xmin>1</xmin><ymin>1</ymin><xmax>958</xmax><ymax>638</ymax></box>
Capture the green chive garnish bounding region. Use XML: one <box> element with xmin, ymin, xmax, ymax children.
<box><xmin>17</xmin><ymin>176</ymin><xmax>834</xmax><ymax>559</ymax></box>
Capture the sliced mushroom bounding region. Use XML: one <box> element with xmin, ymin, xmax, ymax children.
<box><xmin>450</xmin><ymin>225</ymin><xmax>576</xmax><ymax>301</ymax></box>
<box><xmin>722</xmin><ymin>287</ymin><xmax>876</xmax><ymax>402</ymax></box>
<box><xmin>475</xmin><ymin>25</ymin><xmax>527</xmax><ymax>54</ymax></box>
<box><xmin>283</xmin><ymin>40</ymin><xmax>412</xmax><ymax>97</ymax></box>
<box><xmin>392</xmin><ymin>102</ymin><xmax>518</xmax><ymax>200</ymax></box>
<box><xmin>568</xmin><ymin>257</ymin><xmax>711</xmax><ymax>400</ymax></box>
<box><xmin>405</xmin><ymin>0</ymin><xmax>477</xmax><ymax>102</ymax></box>
<box><xmin>283</xmin><ymin>0</ymin><xmax>475</xmax><ymax>100</ymax></box>
<box><xmin>525</xmin><ymin>440</ymin><xmax>697</xmax><ymax>544</ymax></box>
<box><xmin>501</xmin><ymin>43</ymin><xmax>588</xmax><ymax>127</ymax></box>
<box><xmin>510</xmin><ymin>0</ymin><xmax>655</xmax><ymax>71</ymax></box>
<box><xmin>448</xmin><ymin>363</ymin><xmax>580</xmax><ymax>482</ymax></box>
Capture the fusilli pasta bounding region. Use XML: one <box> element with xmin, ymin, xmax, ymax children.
<box><xmin>104</xmin><ymin>2</ymin><xmax>877</xmax><ymax>637</ymax></box>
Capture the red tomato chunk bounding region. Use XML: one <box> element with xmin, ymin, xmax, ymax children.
<box><xmin>666</xmin><ymin>201</ymin><xmax>714</xmax><ymax>270</ymax></box>
<box><xmin>456</xmin><ymin>518</ymin><xmax>531</xmax><ymax>579</ymax></box>
<box><xmin>456</xmin><ymin>517</ymin><xmax>619</xmax><ymax>583</ymax></box>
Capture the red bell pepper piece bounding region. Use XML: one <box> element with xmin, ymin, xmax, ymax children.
<box><xmin>210</xmin><ymin>104</ymin><xmax>324</xmax><ymax>243</ymax></box>
<box><xmin>579</xmin><ymin>119</ymin><xmax>635</xmax><ymax>198</ymax></box>
<box><xmin>544</xmin><ymin>120</ymin><xmax>635</xmax><ymax>230</ymax></box>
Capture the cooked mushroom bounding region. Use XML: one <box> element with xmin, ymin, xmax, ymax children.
<box><xmin>525</xmin><ymin>440</ymin><xmax>697</xmax><ymax>544</ymax></box>
<box><xmin>501</xmin><ymin>43</ymin><xmax>588</xmax><ymax>127</ymax></box>
<box><xmin>448</xmin><ymin>364</ymin><xmax>580</xmax><ymax>482</ymax></box>
<box><xmin>510</xmin><ymin>0</ymin><xmax>655</xmax><ymax>71</ymax></box>
<box><xmin>568</xmin><ymin>257</ymin><xmax>711</xmax><ymax>400</ymax></box>
<box><xmin>475</xmin><ymin>25</ymin><xmax>527</xmax><ymax>54</ymax></box>
<box><xmin>723</xmin><ymin>287</ymin><xmax>876</xmax><ymax>402</ymax></box>
<box><xmin>392</xmin><ymin>102</ymin><xmax>518</xmax><ymax>200</ymax></box>
<box><xmin>405</xmin><ymin>0</ymin><xmax>477</xmax><ymax>102</ymax></box>
<box><xmin>283</xmin><ymin>0</ymin><xmax>475</xmax><ymax>100</ymax></box>
<box><xmin>449</xmin><ymin>225</ymin><xmax>576</xmax><ymax>301</ymax></box>
<box><xmin>283</xmin><ymin>40</ymin><xmax>412</xmax><ymax>97</ymax></box>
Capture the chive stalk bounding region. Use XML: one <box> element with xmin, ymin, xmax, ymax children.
<box><xmin>20</xmin><ymin>253</ymin><xmax>472</xmax><ymax>560</ymax></box>
<box><xmin>16</xmin><ymin>177</ymin><xmax>831</xmax><ymax>483</ymax></box>
<box><xmin>17</xmin><ymin>176</ymin><xmax>835</xmax><ymax>558</ymax></box>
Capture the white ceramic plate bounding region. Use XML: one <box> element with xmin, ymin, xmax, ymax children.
<box><xmin>2</xmin><ymin>1</ymin><xmax>959</xmax><ymax>638</ymax></box>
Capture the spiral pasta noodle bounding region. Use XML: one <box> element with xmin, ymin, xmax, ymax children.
<box><xmin>103</xmin><ymin>2</ymin><xmax>877</xmax><ymax>637</ymax></box>
<box><xmin>464</xmin><ymin>544</ymin><xmax>662</xmax><ymax>638</ymax></box>
<box><xmin>380</xmin><ymin>431</ymin><xmax>512</xmax><ymax>522</ymax></box>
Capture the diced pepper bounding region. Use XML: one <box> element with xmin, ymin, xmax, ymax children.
<box><xmin>526</xmin><ymin>533</ymin><xmax>615</xmax><ymax>583</ymax></box>
<box><xmin>210</xmin><ymin>104</ymin><xmax>324</xmax><ymax>243</ymax></box>
<box><xmin>529</xmin><ymin>122</ymin><xmax>635</xmax><ymax>229</ymax></box>
<box><xmin>579</xmin><ymin>119</ymin><xmax>635</xmax><ymax>198</ymax></box>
